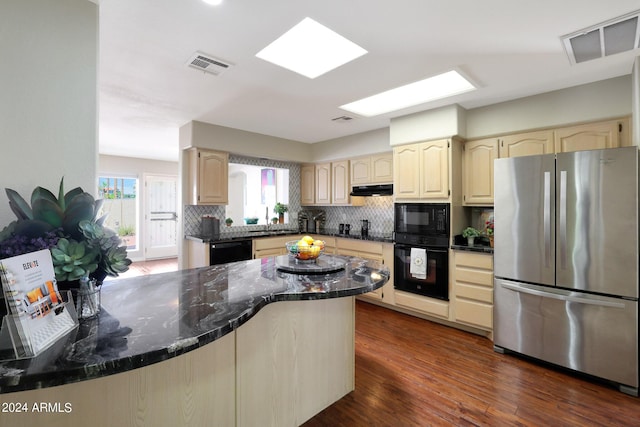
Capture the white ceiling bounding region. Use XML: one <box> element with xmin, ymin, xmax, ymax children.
<box><xmin>99</xmin><ymin>0</ymin><xmax>640</xmax><ymax>162</ymax></box>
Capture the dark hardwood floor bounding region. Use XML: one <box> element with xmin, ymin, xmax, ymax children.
<box><xmin>303</xmin><ymin>300</ymin><xmax>639</xmax><ymax>427</ymax></box>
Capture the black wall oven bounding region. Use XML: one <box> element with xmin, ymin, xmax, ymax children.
<box><xmin>394</xmin><ymin>203</ymin><xmax>449</xmax><ymax>300</ymax></box>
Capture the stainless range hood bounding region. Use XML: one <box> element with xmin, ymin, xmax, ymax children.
<box><xmin>350</xmin><ymin>184</ymin><xmax>393</xmax><ymax>197</ymax></box>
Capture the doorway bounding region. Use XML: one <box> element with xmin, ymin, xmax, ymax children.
<box><xmin>144</xmin><ymin>174</ymin><xmax>178</xmax><ymax>259</ymax></box>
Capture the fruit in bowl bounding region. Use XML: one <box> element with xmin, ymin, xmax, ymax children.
<box><xmin>286</xmin><ymin>236</ymin><xmax>325</xmax><ymax>261</ymax></box>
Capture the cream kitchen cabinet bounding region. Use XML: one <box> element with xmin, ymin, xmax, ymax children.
<box><xmin>453</xmin><ymin>251</ymin><xmax>494</xmax><ymax>334</ymax></box>
<box><xmin>554</xmin><ymin>118</ymin><xmax>627</xmax><ymax>153</ymax></box>
<box><xmin>253</xmin><ymin>235</ymin><xmax>303</xmax><ymax>259</ymax></box>
<box><xmin>302</xmin><ymin>162</ymin><xmax>363</xmax><ymax>206</ymax></box>
<box><xmin>336</xmin><ymin>238</ymin><xmax>394</xmax><ymax>304</ymax></box>
<box><xmin>331</xmin><ymin>160</ymin><xmax>351</xmax><ymax>205</ymax></box>
<box><xmin>393</xmin><ymin>144</ymin><xmax>420</xmax><ymax>198</ymax></box>
<box><xmin>187</xmin><ymin>239</ymin><xmax>210</xmax><ymax>268</ymax></box>
<box><xmin>498</xmin><ymin>130</ymin><xmax>554</xmax><ymax>158</ymax></box>
<box><xmin>350</xmin><ymin>152</ymin><xmax>393</xmax><ymax>185</ymax></box>
<box><xmin>394</xmin><ymin>291</ymin><xmax>449</xmax><ymax>320</ymax></box>
<box><xmin>394</xmin><ymin>139</ymin><xmax>450</xmax><ymax>200</ymax></box>
<box><xmin>301</xmin><ymin>164</ymin><xmax>316</xmax><ymax>205</ymax></box>
<box><xmin>188</xmin><ymin>148</ymin><xmax>229</xmax><ymax>205</ymax></box>
<box><xmin>463</xmin><ymin>138</ymin><xmax>498</xmax><ymax>206</ymax></box>
<box><xmin>315</xmin><ymin>163</ymin><xmax>331</xmax><ymax>205</ymax></box>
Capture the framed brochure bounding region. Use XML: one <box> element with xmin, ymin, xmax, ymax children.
<box><xmin>0</xmin><ymin>249</ymin><xmax>78</xmax><ymax>359</ymax></box>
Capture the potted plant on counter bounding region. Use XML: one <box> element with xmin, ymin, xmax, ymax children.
<box><xmin>225</xmin><ymin>217</ymin><xmax>233</xmax><ymax>227</ymax></box>
<box><xmin>274</xmin><ymin>203</ymin><xmax>288</xmax><ymax>224</ymax></box>
<box><xmin>484</xmin><ymin>218</ymin><xmax>494</xmax><ymax>248</ymax></box>
<box><xmin>0</xmin><ymin>178</ymin><xmax>131</xmax><ymax>292</ymax></box>
<box><xmin>462</xmin><ymin>227</ymin><xmax>481</xmax><ymax>246</ymax></box>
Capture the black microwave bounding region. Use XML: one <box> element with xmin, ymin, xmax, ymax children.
<box><xmin>394</xmin><ymin>203</ymin><xmax>450</xmax><ymax>237</ymax></box>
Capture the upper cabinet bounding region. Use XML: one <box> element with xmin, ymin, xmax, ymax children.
<box><xmin>300</xmin><ymin>164</ymin><xmax>316</xmax><ymax>205</ymax></box>
<box><xmin>394</xmin><ymin>139</ymin><xmax>450</xmax><ymax>200</ymax></box>
<box><xmin>554</xmin><ymin>118</ymin><xmax>626</xmax><ymax>153</ymax></box>
<box><xmin>351</xmin><ymin>152</ymin><xmax>393</xmax><ymax>185</ymax></box>
<box><xmin>301</xmin><ymin>161</ymin><xmax>363</xmax><ymax>206</ymax></box>
<box><xmin>463</xmin><ymin>117</ymin><xmax>631</xmax><ymax>206</ymax></box>
<box><xmin>463</xmin><ymin>138</ymin><xmax>498</xmax><ymax>206</ymax></box>
<box><xmin>331</xmin><ymin>160</ymin><xmax>351</xmax><ymax>205</ymax></box>
<box><xmin>497</xmin><ymin>118</ymin><xmax>630</xmax><ymax>158</ymax></box>
<box><xmin>393</xmin><ymin>144</ymin><xmax>420</xmax><ymax>198</ymax></box>
<box><xmin>315</xmin><ymin>163</ymin><xmax>331</xmax><ymax>205</ymax></box>
<box><xmin>188</xmin><ymin>148</ymin><xmax>229</xmax><ymax>205</ymax></box>
<box><xmin>498</xmin><ymin>130</ymin><xmax>554</xmax><ymax>158</ymax></box>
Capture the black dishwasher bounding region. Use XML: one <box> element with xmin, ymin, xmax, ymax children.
<box><xmin>209</xmin><ymin>239</ymin><xmax>253</xmax><ymax>265</ymax></box>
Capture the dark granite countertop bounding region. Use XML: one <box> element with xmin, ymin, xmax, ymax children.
<box><xmin>451</xmin><ymin>244</ymin><xmax>494</xmax><ymax>254</ymax></box>
<box><xmin>0</xmin><ymin>255</ymin><xmax>389</xmax><ymax>394</ymax></box>
<box><xmin>186</xmin><ymin>229</ymin><xmax>394</xmax><ymax>244</ymax></box>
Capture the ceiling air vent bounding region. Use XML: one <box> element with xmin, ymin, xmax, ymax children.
<box><xmin>562</xmin><ymin>10</ymin><xmax>640</xmax><ymax>65</ymax></box>
<box><xmin>186</xmin><ymin>51</ymin><xmax>231</xmax><ymax>75</ymax></box>
<box><xmin>332</xmin><ymin>115</ymin><xmax>355</xmax><ymax>122</ymax></box>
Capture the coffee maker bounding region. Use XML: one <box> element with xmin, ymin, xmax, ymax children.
<box><xmin>298</xmin><ymin>209</ymin><xmax>326</xmax><ymax>233</ymax></box>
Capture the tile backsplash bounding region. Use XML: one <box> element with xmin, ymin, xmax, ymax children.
<box><xmin>320</xmin><ymin>196</ymin><xmax>394</xmax><ymax>235</ymax></box>
<box><xmin>185</xmin><ymin>196</ymin><xmax>395</xmax><ymax>236</ymax></box>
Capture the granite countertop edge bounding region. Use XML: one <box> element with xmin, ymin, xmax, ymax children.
<box><xmin>0</xmin><ymin>257</ymin><xmax>388</xmax><ymax>394</ymax></box>
<box><xmin>451</xmin><ymin>244</ymin><xmax>494</xmax><ymax>254</ymax></box>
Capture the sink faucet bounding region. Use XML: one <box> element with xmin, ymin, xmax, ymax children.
<box><xmin>265</xmin><ymin>206</ymin><xmax>270</xmax><ymax>230</ymax></box>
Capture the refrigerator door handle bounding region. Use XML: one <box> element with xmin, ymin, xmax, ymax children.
<box><xmin>559</xmin><ymin>170</ymin><xmax>567</xmax><ymax>270</ymax></box>
<box><xmin>500</xmin><ymin>281</ymin><xmax>626</xmax><ymax>309</ymax></box>
<box><xmin>543</xmin><ymin>171</ymin><xmax>551</xmax><ymax>267</ymax></box>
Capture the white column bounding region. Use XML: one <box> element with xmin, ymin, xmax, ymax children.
<box><xmin>632</xmin><ymin>56</ymin><xmax>640</xmax><ymax>146</ymax></box>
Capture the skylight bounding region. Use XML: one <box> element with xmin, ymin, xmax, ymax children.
<box><xmin>340</xmin><ymin>70</ymin><xmax>476</xmax><ymax>117</ymax></box>
<box><xmin>256</xmin><ymin>17</ymin><xmax>367</xmax><ymax>79</ymax></box>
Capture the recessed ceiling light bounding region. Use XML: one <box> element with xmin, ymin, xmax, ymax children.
<box><xmin>256</xmin><ymin>17</ymin><xmax>367</xmax><ymax>79</ymax></box>
<box><xmin>202</xmin><ymin>0</ymin><xmax>223</xmax><ymax>5</ymax></box>
<box><xmin>340</xmin><ymin>70</ymin><xmax>476</xmax><ymax>117</ymax></box>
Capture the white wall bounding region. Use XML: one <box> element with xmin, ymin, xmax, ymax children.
<box><xmin>100</xmin><ymin>155</ymin><xmax>178</xmax><ymax>177</ymax></box>
<box><xmin>181</xmin><ymin>121</ymin><xmax>312</xmax><ymax>162</ymax></box>
<box><xmin>311</xmin><ymin>128</ymin><xmax>391</xmax><ymax>162</ymax></box>
<box><xmin>0</xmin><ymin>0</ymin><xmax>98</xmax><ymax>227</ymax></box>
<box><xmin>389</xmin><ymin>104</ymin><xmax>466</xmax><ymax>145</ymax></box>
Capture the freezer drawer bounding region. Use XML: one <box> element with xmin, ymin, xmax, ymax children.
<box><xmin>494</xmin><ymin>279</ymin><xmax>638</xmax><ymax>391</ymax></box>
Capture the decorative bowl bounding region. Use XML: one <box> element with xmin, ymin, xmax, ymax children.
<box><xmin>244</xmin><ymin>217</ymin><xmax>259</xmax><ymax>225</ymax></box>
<box><xmin>286</xmin><ymin>239</ymin><xmax>325</xmax><ymax>261</ymax></box>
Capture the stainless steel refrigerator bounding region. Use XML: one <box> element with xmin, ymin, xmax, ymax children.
<box><xmin>494</xmin><ymin>146</ymin><xmax>639</xmax><ymax>396</ymax></box>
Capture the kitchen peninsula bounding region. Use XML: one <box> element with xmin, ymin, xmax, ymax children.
<box><xmin>0</xmin><ymin>255</ymin><xmax>389</xmax><ymax>427</ymax></box>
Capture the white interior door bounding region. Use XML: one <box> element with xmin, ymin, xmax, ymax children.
<box><xmin>145</xmin><ymin>174</ymin><xmax>178</xmax><ymax>259</ymax></box>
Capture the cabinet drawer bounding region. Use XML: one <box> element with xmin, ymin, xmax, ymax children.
<box><xmin>336</xmin><ymin>239</ymin><xmax>383</xmax><ymax>255</ymax></box>
<box><xmin>395</xmin><ymin>291</ymin><xmax>449</xmax><ymax>319</ymax></box>
<box><xmin>254</xmin><ymin>248</ymin><xmax>287</xmax><ymax>259</ymax></box>
<box><xmin>455</xmin><ymin>299</ymin><xmax>492</xmax><ymax>330</ymax></box>
<box><xmin>455</xmin><ymin>268</ymin><xmax>493</xmax><ymax>287</ymax></box>
<box><xmin>455</xmin><ymin>251</ymin><xmax>493</xmax><ymax>270</ymax></box>
<box><xmin>254</xmin><ymin>235</ymin><xmax>301</xmax><ymax>251</ymax></box>
<box><xmin>455</xmin><ymin>283</ymin><xmax>493</xmax><ymax>303</ymax></box>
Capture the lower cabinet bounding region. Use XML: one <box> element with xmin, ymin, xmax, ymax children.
<box><xmin>394</xmin><ymin>290</ymin><xmax>449</xmax><ymax>319</ymax></box>
<box><xmin>187</xmin><ymin>239</ymin><xmax>210</xmax><ymax>268</ymax></box>
<box><xmin>253</xmin><ymin>235</ymin><xmax>302</xmax><ymax>259</ymax></box>
<box><xmin>335</xmin><ymin>238</ymin><xmax>394</xmax><ymax>303</ymax></box>
<box><xmin>453</xmin><ymin>251</ymin><xmax>494</xmax><ymax>332</ymax></box>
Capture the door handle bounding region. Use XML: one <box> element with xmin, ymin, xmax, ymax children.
<box><xmin>500</xmin><ymin>281</ymin><xmax>625</xmax><ymax>308</ymax></box>
<box><xmin>559</xmin><ymin>170</ymin><xmax>567</xmax><ymax>270</ymax></box>
<box><xmin>543</xmin><ymin>171</ymin><xmax>551</xmax><ymax>268</ymax></box>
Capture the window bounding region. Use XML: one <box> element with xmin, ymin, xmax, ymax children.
<box><xmin>98</xmin><ymin>176</ymin><xmax>138</xmax><ymax>249</ymax></box>
<box><xmin>227</xmin><ymin>164</ymin><xmax>289</xmax><ymax>226</ymax></box>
